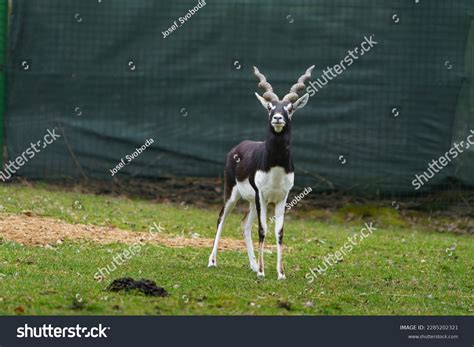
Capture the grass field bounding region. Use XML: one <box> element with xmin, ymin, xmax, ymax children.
<box><xmin>0</xmin><ymin>183</ymin><xmax>472</xmax><ymax>315</ymax></box>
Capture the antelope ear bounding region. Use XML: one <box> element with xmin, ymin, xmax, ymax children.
<box><xmin>255</xmin><ymin>92</ymin><xmax>272</xmax><ymax>111</ymax></box>
<box><xmin>292</xmin><ymin>93</ymin><xmax>310</xmax><ymax>111</ymax></box>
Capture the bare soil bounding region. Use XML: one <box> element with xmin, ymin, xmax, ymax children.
<box><xmin>7</xmin><ymin>178</ymin><xmax>474</xmax><ymax>234</ymax></box>
<box><xmin>0</xmin><ymin>213</ymin><xmax>250</xmax><ymax>251</ymax></box>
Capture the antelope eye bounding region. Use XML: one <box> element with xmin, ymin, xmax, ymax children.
<box><xmin>267</xmin><ymin>104</ymin><xmax>272</xmax><ymax>111</ymax></box>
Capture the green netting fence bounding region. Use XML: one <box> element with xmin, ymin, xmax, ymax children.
<box><xmin>0</xmin><ymin>0</ymin><xmax>6</xmax><ymax>166</ymax></box>
<box><xmin>2</xmin><ymin>0</ymin><xmax>474</xmax><ymax>195</ymax></box>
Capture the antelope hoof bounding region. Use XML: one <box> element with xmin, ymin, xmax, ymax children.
<box><xmin>208</xmin><ymin>257</ymin><xmax>217</xmax><ymax>268</ymax></box>
<box><xmin>277</xmin><ymin>273</ymin><xmax>286</xmax><ymax>280</ymax></box>
<box><xmin>257</xmin><ymin>271</ymin><xmax>265</xmax><ymax>278</ymax></box>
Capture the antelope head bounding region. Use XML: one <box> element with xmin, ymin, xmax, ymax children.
<box><xmin>254</xmin><ymin>65</ymin><xmax>315</xmax><ymax>134</ymax></box>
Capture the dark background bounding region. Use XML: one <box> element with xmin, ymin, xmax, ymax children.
<box><xmin>5</xmin><ymin>0</ymin><xmax>474</xmax><ymax>194</ymax></box>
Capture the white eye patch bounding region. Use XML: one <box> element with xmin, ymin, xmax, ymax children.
<box><xmin>283</xmin><ymin>104</ymin><xmax>293</xmax><ymax>113</ymax></box>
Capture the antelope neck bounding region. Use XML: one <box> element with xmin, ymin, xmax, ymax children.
<box><xmin>263</xmin><ymin>125</ymin><xmax>293</xmax><ymax>172</ymax></box>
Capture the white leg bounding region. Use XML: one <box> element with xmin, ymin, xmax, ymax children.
<box><xmin>208</xmin><ymin>187</ymin><xmax>240</xmax><ymax>267</ymax></box>
<box><xmin>275</xmin><ymin>197</ymin><xmax>287</xmax><ymax>280</ymax></box>
<box><xmin>243</xmin><ymin>203</ymin><xmax>258</xmax><ymax>272</ymax></box>
<box><xmin>256</xmin><ymin>192</ymin><xmax>268</xmax><ymax>277</ymax></box>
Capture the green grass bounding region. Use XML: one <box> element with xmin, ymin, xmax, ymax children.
<box><xmin>0</xmin><ymin>183</ymin><xmax>472</xmax><ymax>315</ymax></box>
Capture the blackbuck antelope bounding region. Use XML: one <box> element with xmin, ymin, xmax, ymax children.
<box><xmin>208</xmin><ymin>65</ymin><xmax>315</xmax><ymax>279</ymax></box>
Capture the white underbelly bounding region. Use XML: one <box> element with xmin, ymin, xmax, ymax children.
<box><xmin>255</xmin><ymin>167</ymin><xmax>294</xmax><ymax>203</ymax></box>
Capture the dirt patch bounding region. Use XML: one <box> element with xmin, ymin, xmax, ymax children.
<box><xmin>0</xmin><ymin>214</ymin><xmax>250</xmax><ymax>251</ymax></box>
<box><xmin>7</xmin><ymin>178</ymin><xmax>474</xmax><ymax>234</ymax></box>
